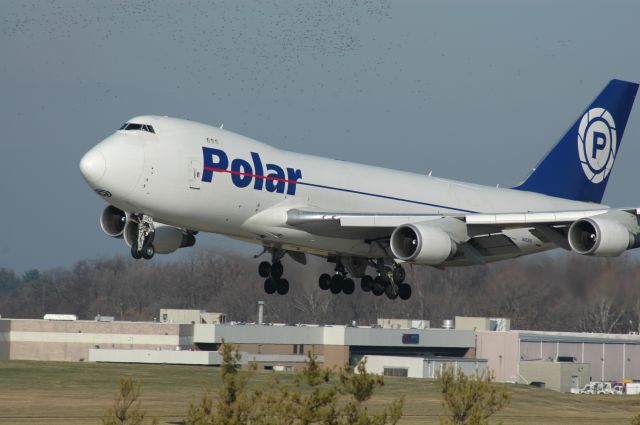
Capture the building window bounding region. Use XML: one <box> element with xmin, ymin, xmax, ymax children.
<box><xmin>293</xmin><ymin>344</ymin><xmax>304</xmax><ymax>355</ymax></box>
<box><xmin>383</xmin><ymin>368</ymin><xmax>408</xmax><ymax>377</ymax></box>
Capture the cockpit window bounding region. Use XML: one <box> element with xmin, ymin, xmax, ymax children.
<box><xmin>119</xmin><ymin>123</ymin><xmax>156</xmax><ymax>133</ymax></box>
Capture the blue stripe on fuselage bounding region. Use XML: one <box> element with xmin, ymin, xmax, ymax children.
<box><xmin>296</xmin><ymin>181</ymin><xmax>477</xmax><ymax>213</ymax></box>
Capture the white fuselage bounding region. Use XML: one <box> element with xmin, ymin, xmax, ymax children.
<box><xmin>82</xmin><ymin>116</ymin><xmax>604</xmax><ymax>262</ymax></box>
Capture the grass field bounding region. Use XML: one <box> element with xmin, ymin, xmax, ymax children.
<box><xmin>0</xmin><ymin>360</ymin><xmax>638</xmax><ymax>424</ymax></box>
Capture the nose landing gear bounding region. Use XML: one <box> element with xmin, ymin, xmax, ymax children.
<box><xmin>130</xmin><ymin>215</ymin><xmax>155</xmax><ymax>260</ymax></box>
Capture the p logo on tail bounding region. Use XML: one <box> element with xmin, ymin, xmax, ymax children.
<box><xmin>577</xmin><ymin>107</ymin><xmax>617</xmax><ymax>184</ymax></box>
<box><xmin>515</xmin><ymin>79</ymin><xmax>638</xmax><ymax>203</ymax></box>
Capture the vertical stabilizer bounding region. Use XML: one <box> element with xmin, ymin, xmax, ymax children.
<box><xmin>514</xmin><ymin>79</ymin><xmax>638</xmax><ymax>203</ymax></box>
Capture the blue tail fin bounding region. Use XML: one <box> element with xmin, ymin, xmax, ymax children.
<box><xmin>514</xmin><ymin>79</ymin><xmax>638</xmax><ymax>203</ymax></box>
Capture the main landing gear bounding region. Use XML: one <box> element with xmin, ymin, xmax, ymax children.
<box><xmin>255</xmin><ymin>250</ymin><xmax>412</xmax><ymax>301</ymax></box>
<box><xmin>318</xmin><ymin>262</ymin><xmax>355</xmax><ymax>295</ymax></box>
<box><xmin>258</xmin><ymin>249</ymin><xmax>289</xmax><ymax>295</ymax></box>
<box><xmin>358</xmin><ymin>261</ymin><xmax>412</xmax><ymax>300</ymax></box>
<box><xmin>130</xmin><ymin>215</ymin><xmax>155</xmax><ymax>260</ymax></box>
<box><xmin>318</xmin><ymin>259</ymin><xmax>412</xmax><ymax>301</ymax></box>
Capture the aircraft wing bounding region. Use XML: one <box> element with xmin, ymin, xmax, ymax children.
<box><xmin>286</xmin><ymin>207</ymin><xmax>640</xmax><ymax>260</ymax></box>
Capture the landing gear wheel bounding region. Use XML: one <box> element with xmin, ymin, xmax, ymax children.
<box><xmin>392</xmin><ymin>266</ymin><xmax>406</xmax><ymax>284</ymax></box>
<box><xmin>360</xmin><ymin>275</ymin><xmax>373</xmax><ymax>292</ymax></box>
<box><xmin>276</xmin><ymin>278</ymin><xmax>289</xmax><ymax>295</ymax></box>
<box><xmin>142</xmin><ymin>243</ymin><xmax>155</xmax><ymax>260</ymax></box>
<box><xmin>270</xmin><ymin>261</ymin><xmax>284</xmax><ymax>279</ymax></box>
<box><xmin>258</xmin><ymin>261</ymin><xmax>271</xmax><ymax>278</ymax></box>
<box><xmin>264</xmin><ymin>278</ymin><xmax>276</xmax><ymax>294</ymax></box>
<box><xmin>330</xmin><ymin>275</ymin><xmax>343</xmax><ymax>294</ymax></box>
<box><xmin>319</xmin><ymin>273</ymin><xmax>331</xmax><ymax>290</ymax></box>
<box><xmin>372</xmin><ymin>276</ymin><xmax>385</xmax><ymax>296</ymax></box>
<box><xmin>130</xmin><ymin>241</ymin><xmax>143</xmax><ymax>260</ymax></box>
<box><xmin>385</xmin><ymin>284</ymin><xmax>399</xmax><ymax>300</ymax></box>
<box><xmin>343</xmin><ymin>278</ymin><xmax>355</xmax><ymax>295</ymax></box>
<box><xmin>398</xmin><ymin>283</ymin><xmax>412</xmax><ymax>300</ymax></box>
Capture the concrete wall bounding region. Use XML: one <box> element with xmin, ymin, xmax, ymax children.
<box><xmin>456</xmin><ymin>317</ymin><xmax>490</xmax><ymax>331</ymax></box>
<box><xmin>194</xmin><ymin>324</ymin><xmax>327</xmax><ymax>345</ymax></box>
<box><xmin>518</xmin><ymin>361</ymin><xmax>590</xmax><ymax>392</ymax></box>
<box><xmin>89</xmin><ymin>349</ymin><xmax>319</xmax><ymax>370</ymax></box>
<box><xmin>363</xmin><ymin>355</ymin><xmax>425</xmax><ymax>378</ymax></box>
<box><xmin>423</xmin><ymin>358</ymin><xmax>489</xmax><ymax>379</ymax></box>
<box><xmin>90</xmin><ymin>349</ymin><xmax>223</xmax><ymax>365</ymax></box>
<box><xmin>0</xmin><ymin>319</ymin><xmax>10</xmax><ymax>360</ymax></box>
<box><xmin>160</xmin><ymin>309</ymin><xmax>225</xmax><ymax>325</ymax></box>
<box><xmin>377</xmin><ymin>319</ymin><xmax>430</xmax><ymax>329</ymax></box>
<box><xmin>363</xmin><ymin>355</ymin><xmax>488</xmax><ymax>379</ymax></box>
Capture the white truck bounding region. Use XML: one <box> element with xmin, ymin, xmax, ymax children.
<box><xmin>579</xmin><ymin>382</ymin><xmax>615</xmax><ymax>395</ymax></box>
<box><xmin>579</xmin><ymin>383</ymin><xmax>595</xmax><ymax>394</ymax></box>
<box><xmin>626</xmin><ymin>383</ymin><xmax>640</xmax><ymax>395</ymax></box>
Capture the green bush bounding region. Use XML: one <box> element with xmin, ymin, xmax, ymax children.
<box><xmin>185</xmin><ymin>343</ymin><xmax>404</xmax><ymax>425</ymax></box>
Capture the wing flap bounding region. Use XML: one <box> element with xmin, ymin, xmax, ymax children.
<box><xmin>464</xmin><ymin>209</ymin><xmax>609</xmax><ymax>227</ymax></box>
<box><xmin>468</xmin><ymin>234</ymin><xmax>521</xmax><ymax>256</ymax></box>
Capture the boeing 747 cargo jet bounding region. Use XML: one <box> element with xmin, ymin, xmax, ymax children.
<box><xmin>80</xmin><ymin>80</ymin><xmax>638</xmax><ymax>300</ymax></box>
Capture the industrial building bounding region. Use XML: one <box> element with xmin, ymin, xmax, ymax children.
<box><xmin>2</xmin><ymin>309</ymin><xmax>640</xmax><ymax>392</ymax></box>
<box><xmin>0</xmin><ymin>314</ymin><xmax>475</xmax><ymax>370</ymax></box>
<box><xmin>475</xmin><ymin>328</ymin><xmax>640</xmax><ymax>390</ymax></box>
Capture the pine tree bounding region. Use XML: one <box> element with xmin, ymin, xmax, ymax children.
<box><xmin>437</xmin><ymin>366</ymin><xmax>510</xmax><ymax>425</ymax></box>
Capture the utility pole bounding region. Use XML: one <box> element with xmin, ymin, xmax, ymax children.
<box><xmin>41</xmin><ymin>280</ymin><xmax>46</xmax><ymax>317</ymax></box>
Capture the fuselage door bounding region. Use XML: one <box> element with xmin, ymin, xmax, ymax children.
<box><xmin>189</xmin><ymin>159</ymin><xmax>201</xmax><ymax>190</ymax></box>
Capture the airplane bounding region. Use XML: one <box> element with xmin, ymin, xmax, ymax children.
<box><xmin>80</xmin><ymin>79</ymin><xmax>639</xmax><ymax>301</ymax></box>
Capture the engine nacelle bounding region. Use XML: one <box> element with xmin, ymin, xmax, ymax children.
<box><xmin>124</xmin><ymin>221</ymin><xmax>195</xmax><ymax>254</ymax></box>
<box><xmin>568</xmin><ymin>217</ymin><xmax>634</xmax><ymax>257</ymax></box>
<box><xmin>390</xmin><ymin>222</ymin><xmax>457</xmax><ymax>265</ymax></box>
<box><xmin>100</xmin><ymin>205</ymin><xmax>127</xmax><ymax>238</ymax></box>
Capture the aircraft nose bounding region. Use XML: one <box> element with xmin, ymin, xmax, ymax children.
<box><xmin>79</xmin><ymin>148</ymin><xmax>106</xmax><ymax>187</ymax></box>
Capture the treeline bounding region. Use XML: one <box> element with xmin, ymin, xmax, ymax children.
<box><xmin>0</xmin><ymin>248</ymin><xmax>637</xmax><ymax>333</ymax></box>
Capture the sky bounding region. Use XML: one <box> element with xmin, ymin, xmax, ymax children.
<box><xmin>1</xmin><ymin>0</ymin><xmax>640</xmax><ymax>273</ymax></box>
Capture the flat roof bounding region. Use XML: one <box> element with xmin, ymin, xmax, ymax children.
<box><xmin>477</xmin><ymin>329</ymin><xmax>640</xmax><ymax>345</ymax></box>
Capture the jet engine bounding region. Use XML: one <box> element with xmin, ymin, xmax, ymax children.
<box><xmin>124</xmin><ymin>221</ymin><xmax>195</xmax><ymax>254</ymax></box>
<box><xmin>100</xmin><ymin>205</ymin><xmax>127</xmax><ymax>238</ymax></box>
<box><xmin>390</xmin><ymin>222</ymin><xmax>457</xmax><ymax>265</ymax></box>
<box><xmin>568</xmin><ymin>217</ymin><xmax>636</xmax><ymax>257</ymax></box>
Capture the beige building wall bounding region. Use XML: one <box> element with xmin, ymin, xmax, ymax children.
<box><xmin>2</xmin><ymin>319</ymin><xmax>190</xmax><ymax>362</ymax></box>
<box><xmin>475</xmin><ymin>331</ymin><xmax>519</xmax><ymax>382</ymax></box>
<box><xmin>456</xmin><ymin>317</ymin><xmax>490</xmax><ymax>331</ymax></box>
